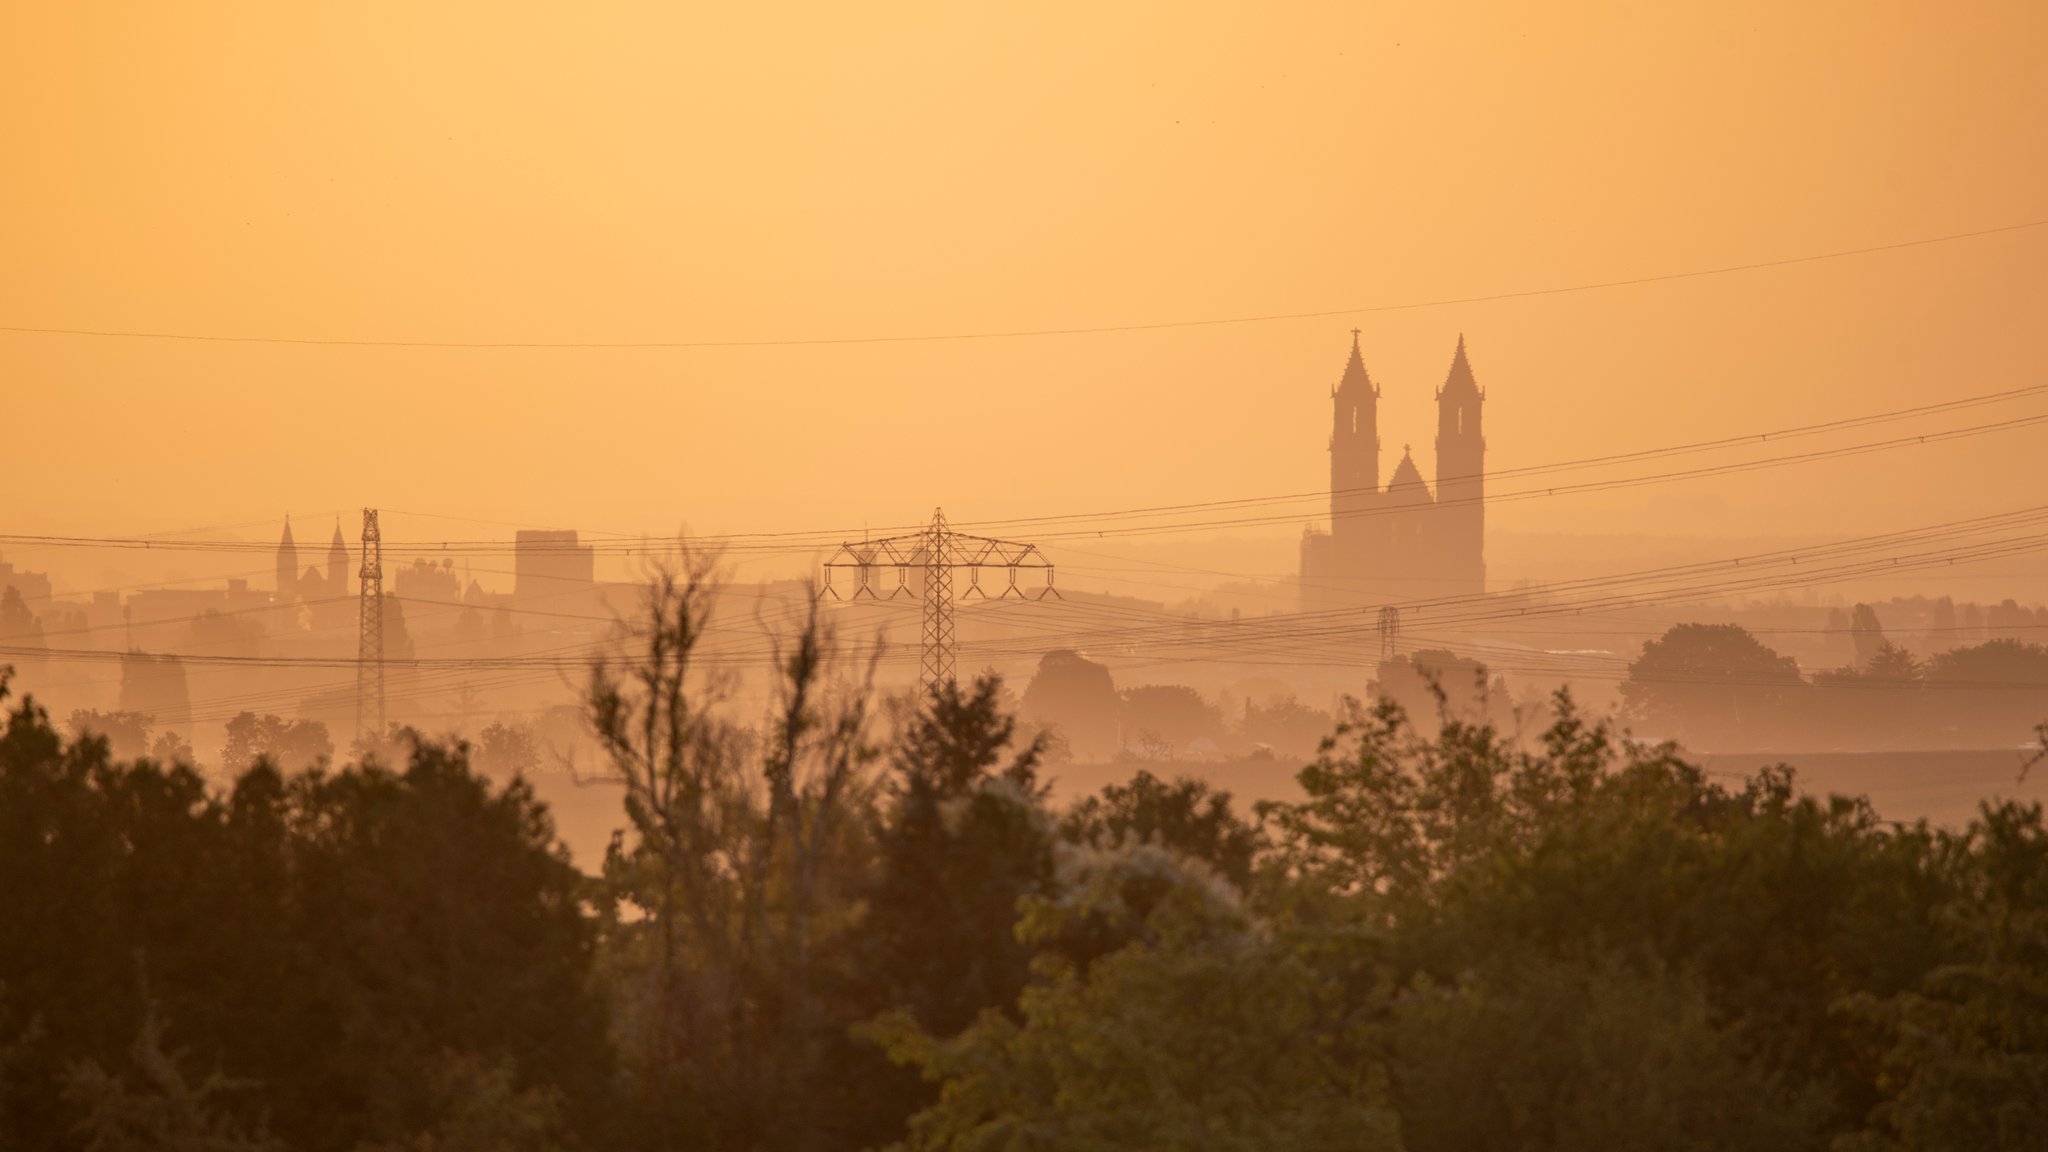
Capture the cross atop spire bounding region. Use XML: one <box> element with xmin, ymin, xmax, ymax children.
<box><xmin>1337</xmin><ymin>329</ymin><xmax>1376</xmax><ymax>397</ymax></box>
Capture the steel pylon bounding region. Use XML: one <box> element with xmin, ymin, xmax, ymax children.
<box><xmin>823</xmin><ymin>507</ymin><xmax>1057</xmax><ymax>697</ymax></box>
<box><xmin>357</xmin><ymin>507</ymin><xmax>384</xmax><ymax>740</ymax></box>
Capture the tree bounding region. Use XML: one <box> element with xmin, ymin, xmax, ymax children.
<box><xmin>843</xmin><ymin>675</ymin><xmax>1055</xmax><ymax>1150</ymax></box>
<box><xmin>219</xmin><ymin>713</ymin><xmax>332</xmax><ymax>775</ymax></box>
<box><xmin>1261</xmin><ymin>687</ymin><xmax>1992</xmax><ymax>1147</ymax></box>
<box><xmin>870</xmin><ymin>845</ymin><xmax>1398</xmax><ymax>1152</ymax></box>
<box><xmin>352</xmin><ymin>1054</ymin><xmax>570</xmax><ymax>1152</ymax></box>
<box><xmin>1390</xmin><ymin>954</ymin><xmax>1827</xmax><ymax>1152</ymax></box>
<box><xmin>1020</xmin><ymin>650</ymin><xmax>1119</xmax><ymax>761</ymax></box>
<box><xmin>1237</xmin><ymin>692</ymin><xmax>1334</xmax><ymax>758</ymax></box>
<box><xmin>1960</xmin><ymin>602</ymin><xmax>1988</xmax><ymax>644</ymax></box>
<box><xmin>1811</xmin><ymin>641</ymin><xmax>1926</xmax><ymax>747</ymax></box>
<box><xmin>0</xmin><ymin>671</ymin><xmax>610</xmax><ymax>1152</ymax></box>
<box><xmin>150</xmin><ymin>730</ymin><xmax>195</xmax><ymax>765</ymax></box>
<box><xmin>584</xmin><ymin>555</ymin><xmax>880</xmax><ymax>1150</ymax></box>
<box><xmin>473</xmin><ymin>720</ymin><xmax>540</xmax><ymax>778</ymax></box>
<box><xmin>1060</xmin><ymin>770</ymin><xmax>1262</xmax><ymax>890</ymax></box>
<box><xmin>274</xmin><ymin>739</ymin><xmax>611</xmax><ymax>1151</ymax></box>
<box><xmin>864</xmin><ymin>675</ymin><xmax>1051</xmax><ymax>1034</ymax></box>
<box><xmin>67</xmin><ymin>710</ymin><xmax>156</xmax><ymax>763</ymax></box>
<box><xmin>1923</xmin><ymin>640</ymin><xmax>2048</xmax><ymax>743</ymax></box>
<box><xmin>1619</xmin><ymin>623</ymin><xmax>1805</xmax><ymax>749</ymax></box>
<box><xmin>1852</xmin><ymin>602</ymin><xmax>1887</xmax><ymax>667</ymax></box>
<box><xmin>63</xmin><ymin>997</ymin><xmax>284</xmax><ymax>1152</ymax></box>
<box><xmin>1988</xmin><ymin>598</ymin><xmax>2033</xmax><ymax>641</ymax></box>
<box><xmin>1866</xmin><ymin>640</ymin><xmax>1924</xmax><ymax>684</ymax></box>
<box><xmin>1117</xmin><ymin>684</ymin><xmax>1219</xmax><ymax>753</ymax></box>
<box><xmin>1932</xmin><ymin>596</ymin><xmax>1957</xmax><ymax>635</ymax></box>
<box><xmin>1926</xmin><ymin>638</ymin><xmax>2048</xmax><ymax>686</ymax></box>
<box><xmin>1842</xmin><ymin>801</ymin><xmax>2048</xmax><ymax>1152</ymax></box>
<box><xmin>1374</xmin><ymin>648</ymin><xmax>1504</xmax><ymax>729</ymax></box>
<box><xmin>381</xmin><ymin>595</ymin><xmax>415</xmax><ymax>662</ymax></box>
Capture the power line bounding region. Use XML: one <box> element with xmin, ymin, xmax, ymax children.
<box><xmin>1018</xmin><ymin>410</ymin><xmax>2048</xmax><ymax>544</ymax></box>
<box><xmin>900</xmin><ymin>509</ymin><xmax>2048</xmax><ymax>662</ymax></box>
<box><xmin>7</xmin><ymin>400</ymin><xmax>2042</xmax><ymax>563</ymax></box>
<box><xmin>948</xmin><ymin>382</ymin><xmax>2048</xmax><ymax>535</ymax></box>
<box><xmin>21</xmin><ymin>506</ymin><xmax>2047</xmax><ymax>669</ymax></box>
<box><xmin>2</xmin><ymin>219</ymin><xmax>2041</xmax><ymax>350</ymax></box>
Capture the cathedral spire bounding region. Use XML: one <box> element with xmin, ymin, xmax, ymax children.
<box><xmin>1337</xmin><ymin>327</ymin><xmax>1377</xmax><ymax>398</ymax></box>
<box><xmin>1440</xmin><ymin>332</ymin><xmax>1480</xmax><ymax>397</ymax></box>
<box><xmin>276</xmin><ymin>516</ymin><xmax>299</xmax><ymax>600</ymax></box>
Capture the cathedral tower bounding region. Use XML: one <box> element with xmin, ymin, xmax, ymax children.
<box><xmin>1433</xmin><ymin>335</ymin><xmax>1485</xmax><ymax>595</ymax></box>
<box><xmin>1330</xmin><ymin>329</ymin><xmax>1381</xmax><ymax>550</ymax></box>
<box><xmin>326</xmin><ymin>522</ymin><xmax>349</xmax><ymax>599</ymax></box>
<box><xmin>275</xmin><ymin>518</ymin><xmax>299</xmax><ymax>602</ymax></box>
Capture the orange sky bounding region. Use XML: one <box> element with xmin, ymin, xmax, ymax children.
<box><xmin>3</xmin><ymin>2</ymin><xmax>2045</xmax><ymax>591</ymax></box>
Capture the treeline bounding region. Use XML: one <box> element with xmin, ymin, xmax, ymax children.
<box><xmin>2</xmin><ymin>567</ymin><xmax>2044</xmax><ymax>1150</ymax></box>
<box><xmin>1623</xmin><ymin>621</ymin><xmax>2048</xmax><ymax>750</ymax></box>
<box><xmin>1016</xmin><ymin>646</ymin><xmax>1498</xmax><ymax>763</ymax></box>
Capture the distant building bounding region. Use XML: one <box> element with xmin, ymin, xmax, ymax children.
<box><xmin>0</xmin><ymin>554</ymin><xmax>53</xmax><ymax>608</ymax></box>
<box><xmin>272</xmin><ymin>518</ymin><xmax>356</xmax><ymax>634</ymax></box>
<box><xmin>514</xmin><ymin>530</ymin><xmax>595</xmax><ymax>602</ymax></box>
<box><xmin>1300</xmin><ymin>332</ymin><xmax>1486</xmax><ymax>605</ymax></box>
<box><xmin>395</xmin><ymin>558</ymin><xmax>463</xmax><ymax>605</ymax></box>
<box><xmin>118</xmin><ymin>650</ymin><xmax>190</xmax><ymax>726</ymax></box>
<box><xmin>274</xmin><ymin>518</ymin><xmax>352</xmax><ymax>605</ymax></box>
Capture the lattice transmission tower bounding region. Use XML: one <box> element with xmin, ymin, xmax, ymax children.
<box><xmin>356</xmin><ymin>507</ymin><xmax>385</xmax><ymax>740</ymax></box>
<box><xmin>823</xmin><ymin>507</ymin><xmax>1057</xmax><ymax>696</ymax></box>
<box><xmin>1378</xmin><ymin>605</ymin><xmax>1401</xmax><ymax>660</ymax></box>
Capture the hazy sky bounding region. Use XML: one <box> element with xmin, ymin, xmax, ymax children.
<box><xmin>4</xmin><ymin>2</ymin><xmax>2044</xmax><ymax>583</ymax></box>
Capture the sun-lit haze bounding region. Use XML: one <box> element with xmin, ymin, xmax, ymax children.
<box><xmin>4</xmin><ymin>1</ymin><xmax>2044</xmax><ymax>583</ymax></box>
<box><xmin>9</xmin><ymin>9</ymin><xmax>2048</xmax><ymax>1150</ymax></box>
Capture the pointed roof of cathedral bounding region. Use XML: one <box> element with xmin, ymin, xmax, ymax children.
<box><xmin>328</xmin><ymin>521</ymin><xmax>348</xmax><ymax>553</ymax></box>
<box><xmin>1387</xmin><ymin>446</ymin><xmax>1428</xmax><ymax>493</ymax></box>
<box><xmin>1336</xmin><ymin>329</ymin><xmax>1377</xmax><ymax>397</ymax></box>
<box><xmin>278</xmin><ymin>517</ymin><xmax>297</xmax><ymax>554</ymax></box>
<box><xmin>1439</xmin><ymin>333</ymin><xmax>1480</xmax><ymax>398</ymax></box>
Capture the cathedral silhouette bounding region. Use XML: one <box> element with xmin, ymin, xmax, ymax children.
<box><xmin>275</xmin><ymin>517</ymin><xmax>352</xmax><ymax>605</ymax></box>
<box><xmin>272</xmin><ymin>517</ymin><xmax>357</xmax><ymax>633</ymax></box>
<box><xmin>1300</xmin><ymin>331</ymin><xmax>1486</xmax><ymax>605</ymax></box>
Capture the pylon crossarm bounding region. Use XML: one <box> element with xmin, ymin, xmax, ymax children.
<box><xmin>824</xmin><ymin>508</ymin><xmax>1057</xmax><ymax>695</ymax></box>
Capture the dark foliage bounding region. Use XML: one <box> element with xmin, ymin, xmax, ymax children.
<box><xmin>1060</xmin><ymin>769</ymin><xmax>1262</xmax><ymax>889</ymax></box>
<box><xmin>0</xmin><ymin>672</ymin><xmax>608</xmax><ymax>1152</ymax></box>
<box><xmin>5</xmin><ymin>571</ymin><xmax>2047</xmax><ymax>1152</ymax></box>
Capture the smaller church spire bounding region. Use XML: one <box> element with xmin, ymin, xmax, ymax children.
<box><xmin>1386</xmin><ymin>444</ymin><xmax>1429</xmax><ymax>495</ymax></box>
